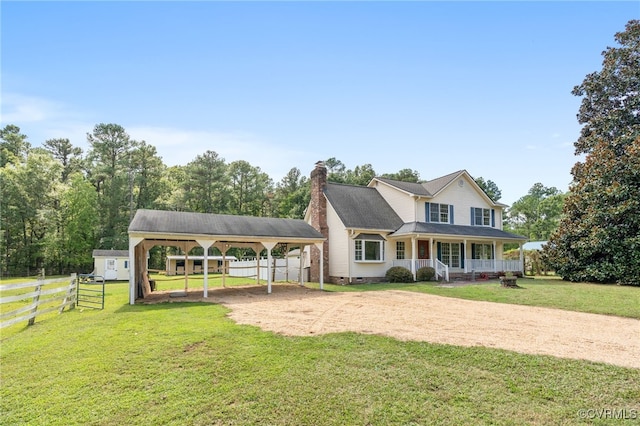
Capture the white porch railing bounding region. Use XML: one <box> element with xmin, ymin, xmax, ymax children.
<box><xmin>466</xmin><ymin>259</ymin><xmax>521</xmax><ymax>273</ymax></box>
<box><xmin>393</xmin><ymin>258</ymin><xmax>521</xmax><ymax>279</ymax></box>
<box><xmin>392</xmin><ymin>259</ymin><xmax>449</xmax><ymax>281</ymax></box>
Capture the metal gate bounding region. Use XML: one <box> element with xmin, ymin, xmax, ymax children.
<box><xmin>76</xmin><ymin>274</ymin><xmax>105</xmax><ymax>310</ymax></box>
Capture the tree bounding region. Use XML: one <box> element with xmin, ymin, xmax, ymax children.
<box><xmin>227</xmin><ymin>160</ymin><xmax>273</xmax><ymax>216</ymax></box>
<box><xmin>381</xmin><ymin>168</ymin><xmax>421</xmax><ymax>183</ymax></box>
<box><xmin>325</xmin><ymin>157</ymin><xmax>347</xmax><ymax>183</ymax></box>
<box><xmin>86</xmin><ymin>123</ymin><xmax>136</xmax><ymax>249</ymax></box>
<box><xmin>505</xmin><ymin>183</ymin><xmax>565</xmax><ymax>241</ymax></box>
<box><xmin>0</xmin><ymin>148</ymin><xmax>61</xmax><ymax>275</ymax></box>
<box><xmin>543</xmin><ymin>20</ymin><xmax>640</xmax><ymax>285</ymax></box>
<box><xmin>130</xmin><ymin>141</ymin><xmax>166</xmax><ymax>211</ymax></box>
<box><xmin>183</xmin><ymin>150</ymin><xmax>228</xmax><ymax>213</ymax></box>
<box><xmin>344</xmin><ymin>163</ymin><xmax>376</xmax><ymax>186</ymax></box>
<box><xmin>0</xmin><ymin>125</ymin><xmax>30</xmax><ymax>167</ymax></box>
<box><xmin>273</xmin><ymin>167</ymin><xmax>310</xmax><ymax>219</ymax></box>
<box><xmin>43</xmin><ymin>138</ymin><xmax>83</xmax><ymax>182</ymax></box>
<box><xmin>474</xmin><ymin>177</ymin><xmax>502</xmax><ymax>202</ymax></box>
<box><xmin>44</xmin><ymin>173</ymin><xmax>98</xmax><ymax>274</ymax></box>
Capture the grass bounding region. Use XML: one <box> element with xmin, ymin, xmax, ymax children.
<box><xmin>1</xmin><ymin>278</ymin><xmax>639</xmax><ymax>425</ymax></box>
<box><xmin>308</xmin><ymin>277</ymin><xmax>640</xmax><ymax>319</ymax></box>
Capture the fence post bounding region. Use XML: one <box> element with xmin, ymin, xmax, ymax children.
<box><xmin>60</xmin><ymin>273</ymin><xmax>77</xmax><ymax>313</ymax></box>
<box><xmin>28</xmin><ymin>280</ymin><xmax>44</xmax><ymax>326</ymax></box>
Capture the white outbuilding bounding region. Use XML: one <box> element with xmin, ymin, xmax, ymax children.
<box><xmin>92</xmin><ymin>249</ymin><xmax>130</xmax><ymax>281</ymax></box>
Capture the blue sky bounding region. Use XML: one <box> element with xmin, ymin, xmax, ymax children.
<box><xmin>2</xmin><ymin>1</ymin><xmax>638</xmax><ymax>206</ymax></box>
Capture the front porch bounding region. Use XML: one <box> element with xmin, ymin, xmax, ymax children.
<box><xmin>392</xmin><ymin>258</ymin><xmax>522</xmax><ymax>282</ymax></box>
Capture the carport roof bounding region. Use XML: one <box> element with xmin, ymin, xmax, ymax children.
<box><xmin>128</xmin><ymin>209</ymin><xmax>325</xmax><ymax>241</ymax></box>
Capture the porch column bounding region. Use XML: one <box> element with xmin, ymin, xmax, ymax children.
<box><xmin>463</xmin><ymin>239</ymin><xmax>467</xmax><ymax>273</ymax></box>
<box><xmin>261</xmin><ymin>242</ymin><xmax>278</xmax><ymax>294</ymax></box>
<box><xmin>196</xmin><ymin>239</ymin><xmax>215</xmax><ymax>298</ymax></box>
<box><xmin>411</xmin><ymin>236</ymin><xmax>417</xmax><ymax>281</ymax></box>
<box><xmin>519</xmin><ymin>242</ymin><xmax>524</xmax><ymax>275</ymax></box>
<box><xmin>429</xmin><ymin>237</ymin><xmax>434</xmax><ymax>267</ymax></box>
<box><xmin>493</xmin><ymin>241</ymin><xmax>497</xmax><ymax>272</ymax></box>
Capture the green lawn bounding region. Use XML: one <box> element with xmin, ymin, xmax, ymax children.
<box><xmin>1</xmin><ymin>278</ymin><xmax>639</xmax><ymax>425</ymax></box>
<box><xmin>309</xmin><ymin>277</ymin><xmax>640</xmax><ymax>319</ymax></box>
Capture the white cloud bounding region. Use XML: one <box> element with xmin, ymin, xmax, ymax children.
<box><xmin>127</xmin><ymin>126</ymin><xmax>315</xmax><ymax>181</ymax></box>
<box><xmin>1</xmin><ymin>93</ymin><xmax>65</xmax><ymax>123</ymax></box>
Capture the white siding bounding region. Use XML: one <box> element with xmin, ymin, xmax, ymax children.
<box><xmin>350</xmin><ymin>238</ymin><xmax>392</xmax><ymax>278</ymax></box>
<box><xmin>326</xmin><ymin>202</ymin><xmax>350</xmax><ymax>278</ymax></box>
<box><xmin>372</xmin><ymin>181</ymin><xmax>416</xmax><ymax>222</ymax></box>
<box><xmin>430</xmin><ymin>175</ymin><xmax>503</xmax><ymax>228</ymax></box>
<box><xmin>93</xmin><ymin>256</ymin><xmax>129</xmax><ymax>281</ymax></box>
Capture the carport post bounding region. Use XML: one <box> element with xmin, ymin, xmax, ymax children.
<box><xmin>261</xmin><ymin>242</ymin><xmax>278</xmax><ymax>294</ymax></box>
<box><xmin>128</xmin><ymin>236</ymin><xmax>143</xmax><ymax>305</ymax></box>
<box><xmin>197</xmin><ymin>240</ymin><xmax>215</xmax><ymax>298</ymax></box>
<box><xmin>314</xmin><ymin>242</ymin><xmax>324</xmax><ymax>290</ymax></box>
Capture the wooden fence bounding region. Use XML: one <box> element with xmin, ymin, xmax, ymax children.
<box><xmin>0</xmin><ymin>274</ymin><xmax>77</xmax><ymax>329</ymax></box>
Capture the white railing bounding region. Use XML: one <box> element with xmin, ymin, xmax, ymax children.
<box><xmin>434</xmin><ymin>259</ymin><xmax>449</xmax><ymax>282</ymax></box>
<box><xmin>466</xmin><ymin>259</ymin><xmax>521</xmax><ymax>273</ymax></box>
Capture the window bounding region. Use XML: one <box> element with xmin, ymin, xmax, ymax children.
<box><xmin>472</xmin><ymin>207</ymin><xmax>491</xmax><ymax>226</ymax></box>
<box><xmin>473</xmin><ymin>243</ymin><xmax>493</xmax><ymax>259</ymax></box>
<box><xmin>396</xmin><ymin>242</ymin><xmax>405</xmax><ymax>260</ymax></box>
<box><xmin>124</xmin><ymin>260</ymin><xmax>129</xmax><ymax>269</ymax></box>
<box><xmin>355</xmin><ymin>237</ymin><xmax>385</xmax><ymax>262</ymax></box>
<box><xmin>429</xmin><ymin>203</ymin><xmax>450</xmax><ymax>223</ymax></box>
<box><xmin>440</xmin><ymin>243</ymin><xmax>460</xmax><ymax>268</ymax></box>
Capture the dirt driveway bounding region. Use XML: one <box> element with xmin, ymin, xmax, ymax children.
<box><xmin>147</xmin><ymin>284</ymin><xmax>640</xmax><ymax>369</ymax></box>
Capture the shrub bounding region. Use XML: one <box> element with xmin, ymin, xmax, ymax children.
<box><xmin>385</xmin><ymin>266</ymin><xmax>414</xmax><ymax>283</ymax></box>
<box><xmin>416</xmin><ymin>266</ymin><xmax>435</xmax><ymax>281</ymax></box>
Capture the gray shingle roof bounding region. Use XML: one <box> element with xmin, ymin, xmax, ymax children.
<box><xmin>375</xmin><ymin>177</ymin><xmax>432</xmax><ymax>196</ymax></box>
<box><xmin>92</xmin><ymin>249</ymin><xmax>129</xmax><ymax>257</ymax></box>
<box><xmin>391</xmin><ymin>222</ymin><xmax>527</xmax><ymax>240</ymax></box>
<box><xmin>422</xmin><ymin>170</ymin><xmax>465</xmax><ymax>195</ymax></box>
<box><xmin>128</xmin><ymin>209</ymin><xmax>325</xmax><ymax>240</ymax></box>
<box><xmin>374</xmin><ymin>170</ymin><xmax>466</xmax><ymax>197</ymax></box>
<box><xmin>324</xmin><ymin>183</ymin><xmax>404</xmax><ymax>230</ymax></box>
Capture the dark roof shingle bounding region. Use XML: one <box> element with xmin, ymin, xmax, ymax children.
<box><xmin>324</xmin><ymin>183</ymin><xmax>404</xmax><ymax>230</ymax></box>
<box><xmin>128</xmin><ymin>209</ymin><xmax>324</xmax><ymax>240</ymax></box>
<box><xmin>391</xmin><ymin>222</ymin><xmax>527</xmax><ymax>240</ymax></box>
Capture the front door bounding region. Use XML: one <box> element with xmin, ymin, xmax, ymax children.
<box><xmin>104</xmin><ymin>259</ymin><xmax>117</xmax><ymax>280</ymax></box>
<box><xmin>418</xmin><ymin>240</ymin><xmax>430</xmax><ymax>259</ymax></box>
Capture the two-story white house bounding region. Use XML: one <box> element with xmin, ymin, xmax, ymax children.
<box><xmin>305</xmin><ymin>161</ymin><xmax>527</xmax><ymax>283</ymax></box>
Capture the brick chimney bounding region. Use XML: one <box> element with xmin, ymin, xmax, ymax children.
<box><xmin>309</xmin><ymin>161</ymin><xmax>329</xmax><ymax>283</ymax></box>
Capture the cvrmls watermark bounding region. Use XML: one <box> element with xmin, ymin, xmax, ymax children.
<box><xmin>577</xmin><ymin>408</ymin><xmax>638</xmax><ymax>420</ymax></box>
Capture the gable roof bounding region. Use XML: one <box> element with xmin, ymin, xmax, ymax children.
<box><xmin>93</xmin><ymin>249</ymin><xmax>129</xmax><ymax>257</ymax></box>
<box><xmin>372</xmin><ymin>170</ymin><xmax>506</xmax><ymax>206</ymax></box>
<box><xmin>422</xmin><ymin>170</ymin><xmax>465</xmax><ymax>196</ymax></box>
<box><xmin>128</xmin><ymin>209</ymin><xmax>324</xmax><ymax>240</ymax></box>
<box><xmin>374</xmin><ymin>177</ymin><xmax>432</xmax><ymax>196</ymax></box>
<box><xmin>324</xmin><ymin>183</ymin><xmax>404</xmax><ymax>231</ymax></box>
<box><xmin>391</xmin><ymin>222</ymin><xmax>527</xmax><ymax>240</ymax></box>
<box><xmin>372</xmin><ymin>170</ymin><xmax>466</xmax><ymax>198</ymax></box>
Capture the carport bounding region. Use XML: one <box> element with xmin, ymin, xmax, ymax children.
<box><xmin>127</xmin><ymin>209</ymin><xmax>326</xmax><ymax>305</ymax></box>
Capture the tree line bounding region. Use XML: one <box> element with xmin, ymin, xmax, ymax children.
<box><xmin>0</xmin><ymin>120</ymin><xmax>564</xmax><ymax>278</ymax></box>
